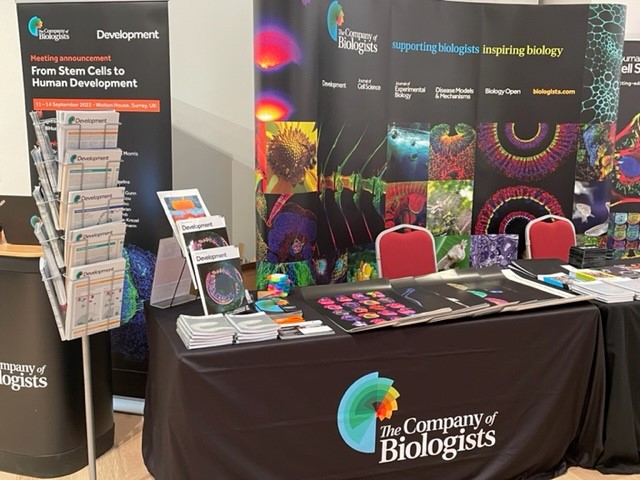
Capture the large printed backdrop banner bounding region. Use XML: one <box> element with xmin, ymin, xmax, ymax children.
<box><xmin>254</xmin><ymin>0</ymin><xmax>626</xmax><ymax>287</ymax></box>
<box><xmin>16</xmin><ymin>1</ymin><xmax>173</xmax><ymax>398</ymax></box>
<box><xmin>608</xmin><ymin>41</ymin><xmax>640</xmax><ymax>251</ymax></box>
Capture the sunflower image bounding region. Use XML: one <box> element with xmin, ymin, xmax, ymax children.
<box><xmin>265</xmin><ymin>122</ymin><xmax>318</xmax><ymax>193</ymax></box>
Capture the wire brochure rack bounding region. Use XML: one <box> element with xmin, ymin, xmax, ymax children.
<box><xmin>30</xmin><ymin>110</ymin><xmax>125</xmax><ymax>480</ymax></box>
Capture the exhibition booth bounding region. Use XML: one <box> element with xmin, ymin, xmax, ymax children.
<box><xmin>3</xmin><ymin>0</ymin><xmax>640</xmax><ymax>479</ymax></box>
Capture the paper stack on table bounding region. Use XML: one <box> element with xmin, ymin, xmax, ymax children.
<box><xmin>225</xmin><ymin>312</ymin><xmax>280</xmax><ymax>343</ymax></box>
<box><xmin>176</xmin><ymin>313</ymin><xmax>236</xmax><ymax>349</ymax></box>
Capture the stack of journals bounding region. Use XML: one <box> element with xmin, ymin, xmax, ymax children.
<box><xmin>568</xmin><ymin>281</ymin><xmax>635</xmax><ymax>303</ymax></box>
<box><xmin>176</xmin><ymin>314</ymin><xmax>236</xmax><ymax>349</ymax></box>
<box><xmin>225</xmin><ymin>312</ymin><xmax>280</xmax><ymax>343</ymax></box>
<box><xmin>568</xmin><ymin>246</ymin><xmax>608</xmax><ymax>268</ymax></box>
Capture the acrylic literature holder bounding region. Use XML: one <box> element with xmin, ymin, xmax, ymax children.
<box><xmin>30</xmin><ymin>110</ymin><xmax>125</xmax><ymax>480</ymax></box>
<box><xmin>150</xmin><ymin>236</ymin><xmax>197</xmax><ymax>308</ymax></box>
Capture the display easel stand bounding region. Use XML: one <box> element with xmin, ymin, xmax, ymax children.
<box><xmin>82</xmin><ymin>335</ymin><xmax>97</xmax><ymax>480</ymax></box>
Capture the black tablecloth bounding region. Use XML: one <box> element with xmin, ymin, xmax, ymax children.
<box><xmin>142</xmin><ymin>300</ymin><xmax>605</xmax><ymax>480</ymax></box>
<box><xmin>595</xmin><ymin>301</ymin><xmax>640</xmax><ymax>474</ymax></box>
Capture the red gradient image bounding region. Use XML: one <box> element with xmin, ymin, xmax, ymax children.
<box><xmin>255</xmin><ymin>93</ymin><xmax>292</xmax><ymax>122</ymax></box>
<box><xmin>254</xmin><ymin>26</ymin><xmax>301</xmax><ymax>71</ymax></box>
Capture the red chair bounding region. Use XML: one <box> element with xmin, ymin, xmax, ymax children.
<box><xmin>375</xmin><ymin>224</ymin><xmax>437</xmax><ymax>279</ymax></box>
<box><xmin>524</xmin><ymin>214</ymin><xmax>576</xmax><ymax>262</ymax></box>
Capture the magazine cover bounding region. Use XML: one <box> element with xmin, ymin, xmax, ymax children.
<box><xmin>176</xmin><ymin>215</ymin><xmax>229</xmax><ymax>257</ymax></box>
<box><xmin>157</xmin><ymin>188</ymin><xmax>211</xmax><ymax>241</ymax></box>
<box><xmin>56</xmin><ymin>110</ymin><xmax>120</xmax><ymax>157</ymax></box>
<box><xmin>58</xmin><ymin>148</ymin><xmax>122</xmax><ymax>196</ymax></box>
<box><xmin>61</xmin><ymin>186</ymin><xmax>125</xmax><ymax>236</ymax></box>
<box><xmin>190</xmin><ymin>245</ymin><xmax>247</xmax><ymax>314</ymax></box>
<box><xmin>65</xmin><ymin>221</ymin><xmax>126</xmax><ymax>267</ymax></box>
<box><xmin>176</xmin><ymin>215</ymin><xmax>229</xmax><ymax>285</ymax></box>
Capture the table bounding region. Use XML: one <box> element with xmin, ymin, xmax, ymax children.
<box><xmin>143</xmin><ymin>299</ymin><xmax>605</xmax><ymax>480</ymax></box>
<box><xmin>594</xmin><ymin>301</ymin><xmax>640</xmax><ymax>474</ymax></box>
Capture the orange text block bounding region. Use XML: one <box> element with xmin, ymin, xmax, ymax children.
<box><xmin>33</xmin><ymin>98</ymin><xmax>160</xmax><ymax>112</ymax></box>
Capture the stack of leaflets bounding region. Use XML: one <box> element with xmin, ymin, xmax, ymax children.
<box><xmin>225</xmin><ymin>312</ymin><xmax>280</xmax><ymax>343</ymax></box>
<box><xmin>191</xmin><ymin>245</ymin><xmax>248</xmax><ymax>315</ymax></box>
<box><xmin>253</xmin><ymin>296</ymin><xmax>304</xmax><ymax>324</ymax></box>
<box><xmin>278</xmin><ymin>320</ymin><xmax>335</xmax><ymax>340</ymax></box>
<box><xmin>601</xmin><ymin>277</ymin><xmax>640</xmax><ymax>299</ymax></box>
<box><xmin>60</xmin><ymin>186</ymin><xmax>125</xmax><ymax>236</ymax></box>
<box><xmin>64</xmin><ymin>221</ymin><xmax>126</xmax><ymax>268</ymax></box>
<box><xmin>64</xmin><ymin>257</ymin><xmax>126</xmax><ymax>340</ymax></box>
<box><xmin>176</xmin><ymin>313</ymin><xmax>236</xmax><ymax>349</ymax></box>
<box><xmin>56</xmin><ymin>110</ymin><xmax>120</xmax><ymax>156</ymax></box>
<box><xmin>569</xmin><ymin>246</ymin><xmax>608</xmax><ymax>268</ymax></box>
<box><xmin>57</xmin><ymin>148</ymin><xmax>122</xmax><ymax>198</ymax></box>
<box><xmin>568</xmin><ymin>281</ymin><xmax>635</xmax><ymax>303</ymax></box>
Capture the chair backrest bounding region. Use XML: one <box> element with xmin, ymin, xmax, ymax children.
<box><xmin>524</xmin><ymin>214</ymin><xmax>576</xmax><ymax>262</ymax></box>
<box><xmin>375</xmin><ymin>224</ymin><xmax>437</xmax><ymax>279</ymax></box>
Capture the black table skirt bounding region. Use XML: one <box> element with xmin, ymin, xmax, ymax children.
<box><xmin>595</xmin><ymin>301</ymin><xmax>640</xmax><ymax>474</ymax></box>
<box><xmin>142</xmin><ymin>300</ymin><xmax>605</xmax><ymax>480</ymax></box>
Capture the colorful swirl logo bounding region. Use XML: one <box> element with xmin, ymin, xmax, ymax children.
<box><xmin>327</xmin><ymin>1</ymin><xmax>344</xmax><ymax>42</ymax></box>
<box><xmin>337</xmin><ymin>372</ymin><xmax>400</xmax><ymax>453</ymax></box>
<box><xmin>28</xmin><ymin>16</ymin><xmax>43</xmax><ymax>37</ymax></box>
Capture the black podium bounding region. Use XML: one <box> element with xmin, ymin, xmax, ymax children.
<box><xmin>0</xmin><ymin>255</ymin><xmax>114</xmax><ymax>477</ymax></box>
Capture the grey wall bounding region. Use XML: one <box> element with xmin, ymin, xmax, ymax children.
<box><xmin>1</xmin><ymin>0</ymin><xmax>638</xmax><ymax>261</ymax></box>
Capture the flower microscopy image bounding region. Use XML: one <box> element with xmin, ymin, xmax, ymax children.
<box><xmin>265</xmin><ymin>199</ymin><xmax>317</xmax><ymax>264</ymax></box>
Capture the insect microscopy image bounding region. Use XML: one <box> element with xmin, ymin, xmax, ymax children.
<box><xmin>426</xmin><ymin>180</ymin><xmax>473</xmax><ymax>236</ymax></box>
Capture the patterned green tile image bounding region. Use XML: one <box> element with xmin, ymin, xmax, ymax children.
<box><xmin>581</xmin><ymin>4</ymin><xmax>626</xmax><ymax>124</ymax></box>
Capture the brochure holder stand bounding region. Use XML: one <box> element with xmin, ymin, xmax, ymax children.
<box><xmin>29</xmin><ymin>110</ymin><xmax>124</xmax><ymax>480</ymax></box>
<box><xmin>150</xmin><ymin>236</ymin><xmax>197</xmax><ymax>308</ymax></box>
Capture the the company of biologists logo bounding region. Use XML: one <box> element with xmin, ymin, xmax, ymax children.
<box><xmin>337</xmin><ymin>372</ymin><xmax>400</xmax><ymax>453</ymax></box>
<box><xmin>28</xmin><ymin>16</ymin><xmax>43</xmax><ymax>36</ymax></box>
<box><xmin>326</xmin><ymin>1</ymin><xmax>345</xmax><ymax>42</ymax></box>
<box><xmin>337</xmin><ymin>372</ymin><xmax>500</xmax><ymax>465</ymax></box>
<box><xmin>28</xmin><ymin>15</ymin><xmax>69</xmax><ymax>41</ymax></box>
<box><xmin>326</xmin><ymin>1</ymin><xmax>378</xmax><ymax>55</ymax></box>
